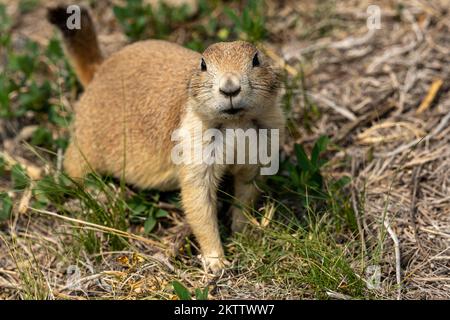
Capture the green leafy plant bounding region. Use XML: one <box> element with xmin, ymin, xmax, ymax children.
<box><xmin>224</xmin><ymin>0</ymin><xmax>267</xmax><ymax>42</ymax></box>
<box><xmin>113</xmin><ymin>0</ymin><xmax>152</xmax><ymax>41</ymax></box>
<box><xmin>0</xmin><ymin>155</ymin><xmax>5</xmax><ymax>176</ymax></box>
<box><xmin>0</xmin><ymin>27</ymin><xmax>74</xmax><ymax>153</ymax></box>
<box><xmin>127</xmin><ymin>193</ymin><xmax>168</xmax><ymax>234</ymax></box>
<box><xmin>172</xmin><ymin>281</ymin><xmax>208</xmax><ymax>300</ymax></box>
<box><xmin>5</xmin><ymin>40</ymin><xmax>54</xmax><ymax>118</ymax></box>
<box><xmin>30</xmin><ymin>127</ymin><xmax>54</xmax><ymax>149</ymax></box>
<box><xmin>113</xmin><ymin>0</ymin><xmax>191</xmax><ymax>41</ymax></box>
<box><xmin>184</xmin><ymin>0</ymin><xmax>221</xmax><ymax>51</ymax></box>
<box><xmin>0</xmin><ymin>4</ymin><xmax>12</xmax><ymax>47</ymax></box>
<box><xmin>0</xmin><ymin>192</ymin><xmax>13</xmax><ymax>222</ymax></box>
<box><xmin>11</xmin><ymin>164</ymin><xmax>29</xmax><ymax>191</ymax></box>
<box><xmin>271</xmin><ymin>136</ymin><xmax>331</xmax><ymax>202</ymax></box>
<box><xmin>266</xmin><ymin>136</ymin><xmax>354</xmax><ymax>230</ymax></box>
<box><xmin>19</xmin><ymin>0</ymin><xmax>39</xmax><ymax>14</ymax></box>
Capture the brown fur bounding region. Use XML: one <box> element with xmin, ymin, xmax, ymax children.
<box><xmin>47</xmin><ymin>6</ymin><xmax>103</xmax><ymax>86</ymax></box>
<box><xmin>49</xmin><ymin>7</ymin><xmax>285</xmax><ymax>272</ymax></box>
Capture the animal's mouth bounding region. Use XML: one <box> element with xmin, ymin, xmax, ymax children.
<box><xmin>221</xmin><ymin>97</ymin><xmax>244</xmax><ymax>115</ymax></box>
<box><xmin>222</xmin><ymin>107</ymin><xmax>244</xmax><ymax>115</ymax></box>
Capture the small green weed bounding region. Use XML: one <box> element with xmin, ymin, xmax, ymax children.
<box><xmin>172</xmin><ymin>280</ymin><xmax>209</xmax><ymax>300</ymax></box>
<box><xmin>0</xmin><ymin>192</ymin><xmax>13</xmax><ymax>222</ymax></box>
<box><xmin>113</xmin><ymin>0</ymin><xmax>191</xmax><ymax>41</ymax></box>
<box><xmin>127</xmin><ymin>192</ymin><xmax>169</xmax><ymax>234</ymax></box>
<box><xmin>224</xmin><ymin>0</ymin><xmax>267</xmax><ymax>42</ymax></box>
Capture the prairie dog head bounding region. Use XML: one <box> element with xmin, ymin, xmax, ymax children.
<box><xmin>188</xmin><ymin>41</ymin><xmax>280</xmax><ymax>121</ymax></box>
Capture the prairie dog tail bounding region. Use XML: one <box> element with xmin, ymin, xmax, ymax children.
<box><xmin>47</xmin><ymin>6</ymin><xmax>103</xmax><ymax>87</ymax></box>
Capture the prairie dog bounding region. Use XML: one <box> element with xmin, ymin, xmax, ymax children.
<box><xmin>48</xmin><ymin>6</ymin><xmax>285</xmax><ymax>272</ymax></box>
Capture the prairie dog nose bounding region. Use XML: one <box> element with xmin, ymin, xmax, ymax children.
<box><xmin>219</xmin><ymin>73</ymin><xmax>241</xmax><ymax>97</ymax></box>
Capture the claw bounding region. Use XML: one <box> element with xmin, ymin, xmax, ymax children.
<box><xmin>201</xmin><ymin>254</ymin><xmax>230</xmax><ymax>274</ymax></box>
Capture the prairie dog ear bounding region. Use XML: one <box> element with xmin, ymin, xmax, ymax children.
<box><xmin>200</xmin><ymin>58</ymin><xmax>207</xmax><ymax>72</ymax></box>
<box><xmin>258</xmin><ymin>49</ymin><xmax>281</xmax><ymax>75</ymax></box>
<box><xmin>252</xmin><ymin>49</ymin><xmax>274</xmax><ymax>69</ymax></box>
<box><xmin>252</xmin><ymin>51</ymin><xmax>261</xmax><ymax>67</ymax></box>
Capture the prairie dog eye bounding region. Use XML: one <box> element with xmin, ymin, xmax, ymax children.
<box><xmin>252</xmin><ymin>53</ymin><xmax>260</xmax><ymax>67</ymax></box>
<box><xmin>200</xmin><ymin>58</ymin><xmax>207</xmax><ymax>71</ymax></box>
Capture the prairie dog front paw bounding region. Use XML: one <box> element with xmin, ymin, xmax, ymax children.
<box><xmin>201</xmin><ymin>253</ymin><xmax>229</xmax><ymax>274</ymax></box>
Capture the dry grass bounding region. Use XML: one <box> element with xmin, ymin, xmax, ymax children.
<box><xmin>1</xmin><ymin>0</ymin><xmax>449</xmax><ymax>299</ymax></box>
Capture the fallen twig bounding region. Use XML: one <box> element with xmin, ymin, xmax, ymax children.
<box><xmin>383</xmin><ymin>218</ymin><xmax>402</xmax><ymax>300</ymax></box>
<box><xmin>410</xmin><ymin>165</ymin><xmax>424</xmax><ymax>252</ymax></box>
<box><xmin>28</xmin><ymin>207</ymin><xmax>166</xmax><ymax>249</ymax></box>
<box><xmin>416</xmin><ymin>78</ymin><xmax>443</xmax><ymax>114</ymax></box>
<box><xmin>333</xmin><ymin>90</ymin><xmax>395</xmax><ymax>144</ymax></box>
